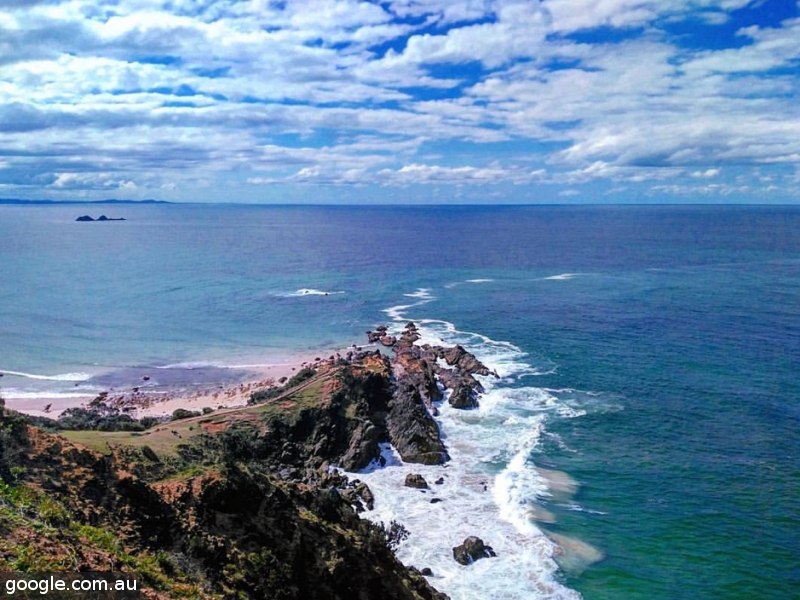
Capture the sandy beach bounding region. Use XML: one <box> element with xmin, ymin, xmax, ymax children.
<box><xmin>2</xmin><ymin>348</ymin><xmax>351</xmax><ymax>419</ymax></box>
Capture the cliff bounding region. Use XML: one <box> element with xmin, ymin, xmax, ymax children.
<box><xmin>1</xmin><ymin>332</ymin><xmax>493</xmax><ymax>598</ymax></box>
<box><xmin>0</xmin><ymin>355</ymin><xmax>448</xmax><ymax>599</ymax></box>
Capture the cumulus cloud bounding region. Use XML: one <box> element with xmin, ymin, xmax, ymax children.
<box><xmin>0</xmin><ymin>0</ymin><xmax>798</xmax><ymax>201</ymax></box>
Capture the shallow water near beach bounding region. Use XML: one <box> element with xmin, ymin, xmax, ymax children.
<box><xmin>2</xmin><ymin>203</ymin><xmax>799</xmax><ymax>599</ymax></box>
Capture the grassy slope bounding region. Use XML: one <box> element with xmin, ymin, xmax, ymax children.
<box><xmin>61</xmin><ymin>374</ymin><xmax>333</xmax><ymax>456</ymax></box>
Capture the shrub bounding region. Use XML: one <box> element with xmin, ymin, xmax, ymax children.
<box><xmin>170</xmin><ymin>409</ymin><xmax>201</xmax><ymax>421</ymax></box>
<box><xmin>249</xmin><ymin>368</ymin><xmax>317</xmax><ymax>405</ymax></box>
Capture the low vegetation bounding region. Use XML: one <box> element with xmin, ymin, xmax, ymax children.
<box><xmin>248</xmin><ymin>367</ymin><xmax>317</xmax><ymax>405</ymax></box>
<box><xmin>0</xmin><ymin>364</ymin><xmax>448</xmax><ymax>600</ymax></box>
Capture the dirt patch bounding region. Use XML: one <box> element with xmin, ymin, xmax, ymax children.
<box><xmin>200</xmin><ymin>421</ymin><xmax>229</xmax><ymax>433</ymax></box>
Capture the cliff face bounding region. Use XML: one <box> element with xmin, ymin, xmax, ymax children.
<box><xmin>262</xmin><ymin>354</ymin><xmax>449</xmax><ymax>472</ymax></box>
<box><xmin>2</xmin><ymin>333</ymin><xmax>492</xmax><ymax>598</ymax></box>
<box><xmin>0</xmin><ymin>365</ymin><xmax>448</xmax><ymax>600</ymax></box>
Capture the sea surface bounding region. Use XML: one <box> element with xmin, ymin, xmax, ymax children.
<box><xmin>1</xmin><ymin>203</ymin><xmax>798</xmax><ymax>599</ymax></box>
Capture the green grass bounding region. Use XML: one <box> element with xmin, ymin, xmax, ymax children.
<box><xmin>60</xmin><ymin>373</ymin><xmax>333</xmax><ymax>458</ymax></box>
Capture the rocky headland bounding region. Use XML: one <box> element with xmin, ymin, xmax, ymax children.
<box><xmin>0</xmin><ymin>326</ymin><xmax>496</xmax><ymax>599</ymax></box>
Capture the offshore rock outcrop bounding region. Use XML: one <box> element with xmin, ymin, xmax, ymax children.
<box><xmin>452</xmin><ymin>536</ymin><xmax>497</xmax><ymax>566</ymax></box>
<box><xmin>382</xmin><ymin>322</ymin><xmax>496</xmax><ymax>414</ymax></box>
<box><xmin>75</xmin><ymin>215</ymin><xmax>126</xmax><ymax>222</ymax></box>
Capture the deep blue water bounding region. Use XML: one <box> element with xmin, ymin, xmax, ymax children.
<box><xmin>1</xmin><ymin>203</ymin><xmax>798</xmax><ymax>599</ymax></box>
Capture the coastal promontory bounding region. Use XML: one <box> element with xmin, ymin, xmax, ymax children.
<box><xmin>0</xmin><ymin>327</ymin><xmax>497</xmax><ymax>599</ymax></box>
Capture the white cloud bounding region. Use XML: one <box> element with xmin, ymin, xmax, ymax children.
<box><xmin>373</xmin><ymin>1</ymin><xmax>548</xmax><ymax>69</ymax></box>
<box><xmin>375</xmin><ymin>163</ymin><xmax>543</xmax><ymax>186</ymax></box>
<box><xmin>0</xmin><ymin>0</ymin><xmax>798</xmax><ymax>201</ymax></box>
<box><xmin>541</xmin><ymin>0</ymin><xmax>758</xmax><ymax>33</ymax></box>
<box><xmin>691</xmin><ymin>168</ymin><xmax>720</xmax><ymax>178</ymax></box>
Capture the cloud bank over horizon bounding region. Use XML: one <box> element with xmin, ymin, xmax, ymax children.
<box><xmin>1</xmin><ymin>0</ymin><xmax>799</xmax><ymax>203</ymax></box>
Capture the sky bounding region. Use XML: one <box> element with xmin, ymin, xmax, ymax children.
<box><xmin>1</xmin><ymin>0</ymin><xmax>799</xmax><ymax>204</ymax></box>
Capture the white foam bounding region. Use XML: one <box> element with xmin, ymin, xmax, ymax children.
<box><xmin>494</xmin><ymin>418</ymin><xmax>550</xmax><ymax>535</ymax></box>
<box><xmin>1</xmin><ymin>391</ymin><xmax>96</xmax><ymax>400</ymax></box>
<box><xmin>559</xmin><ymin>503</ymin><xmax>608</xmax><ymax>516</ymax></box>
<box><xmin>273</xmin><ymin>288</ymin><xmax>345</xmax><ymax>297</ymax></box>
<box><xmin>383</xmin><ymin>288</ymin><xmax>436</xmax><ymax>323</ymax></box>
<box><xmin>157</xmin><ymin>359</ymin><xmax>300</xmax><ymax>371</ymax></box>
<box><xmin>0</xmin><ymin>370</ymin><xmax>93</xmax><ymax>382</ymax></box>
<box><xmin>156</xmin><ymin>361</ymin><xmax>222</xmax><ymax>370</ymax></box>
<box><xmin>347</xmin><ymin>439</ymin><xmax>580</xmax><ymax>600</ymax></box>
<box><xmin>542</xmin><ymin>273</ymin><xmax>578</xmax><ymax>281</ymax></box>
<box><xmin>342</xmin><ymin>290</ymin><xmax>592</xmax><ymax>600</ymax></box>
<box><xmin>296</xmin><ymin>288</ymin><xmax>344</xmax><ymax>296</ymax></box>
<box><xmin>403</xmin><ymin>288</ymin><xmax>434</xmax><ymax>299</ymax></box>
<box><xmin>466</xmin><ymin>278</ymin><xmax>494</xmax><ymax>283</ymax></box>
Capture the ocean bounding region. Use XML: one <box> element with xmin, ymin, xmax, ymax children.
<box><xmin>1</xmin><ymin>203</ymin><xmax>798</xmax><ymax>599</ymax></box>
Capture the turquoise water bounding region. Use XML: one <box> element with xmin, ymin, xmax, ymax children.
<box><xmin>1</xmin><ymin>204</ymin><xmax>798</xmax><ymax>599</ymax></box>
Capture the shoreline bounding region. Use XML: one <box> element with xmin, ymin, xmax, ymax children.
<box><xmin>2</xmin><ymin>345</ymin><xmax>362</xmax><ymax>419</ymax></box>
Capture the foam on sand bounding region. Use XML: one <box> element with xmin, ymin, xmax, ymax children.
<box><xmin>0</xmin><ymin>369</ymin><xmax>93</xmax><ymax>382</ymax></box>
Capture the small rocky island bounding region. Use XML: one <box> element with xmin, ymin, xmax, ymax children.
<box><xmin>0</xmin><ymin>323</ymin><xmax>498</xmax><ymax>599</ymax></box>
<box><xmin>75</xmin><ymin>214</ymin><xmax>126</xmax><ymax>221</ymax></box>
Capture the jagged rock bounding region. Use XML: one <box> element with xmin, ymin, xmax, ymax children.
<box><xmin>438</xmin><ymin>345</ymin><xmax>493</xmax><ymax>377</ymax></box>
<box><xmin>429</xmin><ymin>498</ymin><xmax>443</xmax><ymax>504</ymax></box>
<box><xmin>404</xmin><ymin>473</ymin><xmax>428</xmax><ymax>489</ymax></box>
<box><xmin>355</xmin><ymin>482</ymin><xmax>374</xmax><ymax>510</ymax></box>
<box><xmin>400</xmin><ymin>323</ymin><xmax>421</xmax><ymax>343</ymax></box>
<box><xmin>339</xmin><ymin>421</ymin><xmax>382</xmax><ymax>471</ymax></box>
<box><xmin>452</xmin><ymin>536</ymin><xmax>497</xmax><ymax>565</ymax></box>
<box><xmin>420</xmin><ymin>568</ymin><xmax>433</xmax><ymax>576</ymax></box>
<box><xmin>448</xmin><ymin>384</ymin><xmax>479</xmax><ymax>409</ymax></box>
<box><xmin>434</xmin><ymin>477</ymin><xmax>444</xmax><ymax>485</ymax></box>
<box><xmin>380</xmin><ymin>335</ymin><xmax>397</xmax><ymax>347</ymax></box>
<box><xmin>400</xmin><ymin>365</ymin><xmax>442</xmax><ymax>416</ymax></box>
<box><xmin>387</xmin><ymin>383</ymin><xmax>449</xmax><ymax>465</ymax></box>
<box><xmin>366</xmin><ymin>331</ymin><xmax>382</xmax><ymax>343</ymax></box>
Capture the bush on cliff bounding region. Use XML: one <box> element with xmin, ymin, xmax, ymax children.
<box><xmin>249</xmin><ymin>367</ymin><xmax>317</xmax><ymax>405</ymax></box>
<box><xmin>170</xmin><ymin>408</ymin><xmax>201</xmax><ymax>421</ymax></box>
<box><xmin>58</xmin><ymin>406</ymin><xmax>146</xmax><ymax>431</ymax></box>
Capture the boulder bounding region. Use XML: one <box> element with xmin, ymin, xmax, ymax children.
<box><xmin>448</xmin><ymin>384</ymin><xmax>479</xmax><ymax>409</ymax></box>
<box><xmin>452</xmin><ymin>536</ymin><xmax>497</xmax><ymax>565</ymax></box>
<box><xmin>380</xmin><ymin>335</ymin><xmax>397</xmax><ymax>347</ymax></box>
<box><xmin>355</xmin><ymin>482</ymin><xmax>374</xmax><ymax>510</ymax></box>
<box><xmin>439</xmin><ymin>345</ymin><xmax>493</xmax><ymax>376</ymax></box>
<box><xmin>404</xmin><ymin>473</ymin><xmax>428</xmax><ymax>489</ymax></box>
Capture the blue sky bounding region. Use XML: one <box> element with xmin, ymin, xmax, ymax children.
<box><xmin>1</xmin><ymin>0</ymin><xmax>799</xmax><ymax>204</ymax></box>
